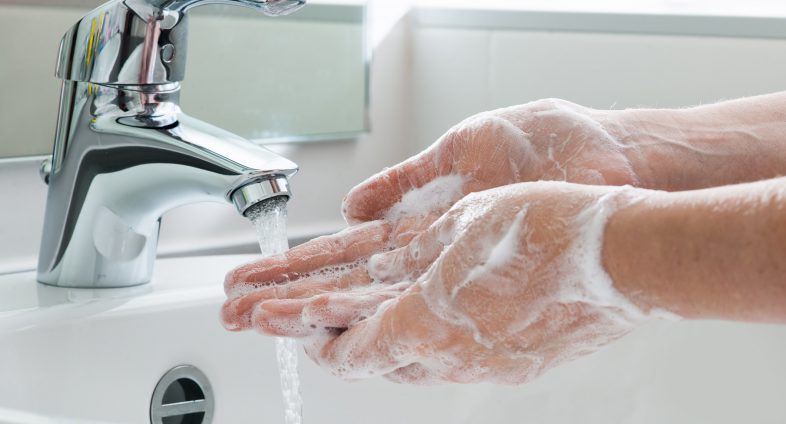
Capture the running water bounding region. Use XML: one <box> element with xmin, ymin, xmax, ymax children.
<box><xmin>247</xmin><ymin>197</ymin><xmax>303</xmax><ymax>424</ymax></box>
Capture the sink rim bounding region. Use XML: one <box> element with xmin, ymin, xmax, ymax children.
<box><xmin>0</xmin><ymin>254</ymin><xmax>259</xmax><ymax>334</ymax></box>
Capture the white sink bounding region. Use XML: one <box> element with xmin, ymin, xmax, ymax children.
<box><xmin>0</xmin><ymin>255</ymin><xmax>280</xmax><ymax>423</ymax></box>
<box><xmin>2</xmin><ymin>255</ymin><xmax>786</xmax><ymax>424</ymax></box>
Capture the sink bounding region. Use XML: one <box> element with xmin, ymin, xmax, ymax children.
<box><xmin>2</xmin><ymin>255</ymin><xmax>786</xmax><ymax>423</ymax></box>
<box><xmin>0</xmin><ymin>255</ymin><xmax>281</xmax><ymax>423</ymax></box>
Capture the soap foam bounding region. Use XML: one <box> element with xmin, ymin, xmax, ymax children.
<box><xmin>559</xmin><ymin>186</ymin><xmax>649</xmax><ymax>322</ymax></box>
<box><xmin>302</xmin><ymin>296</ymin><xmax>411</xmax><ymax>379</ymax></box>
<box><xmin>225</xmin><ymin>255</ymin><xmax>370</xmax><ymax>302</ymax></box>
<box><xmin>453</xmin><ymin>207</ymin><xmax>530</xmax><ymax>300</ymax></box>
<box><xmin>385</xmin><ymin>174</ymin><xmax>467</xmax><ymax>223</ymax></box>
<box><xmin>300</xmin><ymin>282</ymin><xmax>409</xmax><ymax>331</ymax></box>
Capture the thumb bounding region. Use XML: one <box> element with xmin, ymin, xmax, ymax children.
<box><xmin>342</xmin><ymin>148</ymin><xmax>442</xmax><ymax>224</ymax></box>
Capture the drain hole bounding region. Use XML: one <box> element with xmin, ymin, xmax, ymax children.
<box><xmin>163</xmin><ymin>378</ymin><xmax>205</xmax><ymax>404</ymax></box>
<box><xmin>162</xmin><ymin>412</ymin><xmax>205</xmax><ymax>424</ymax></box>
<box><xmin>151</xmin><ymin>365</ymin><xmax>214</xmax><ymax>424</ymax></box>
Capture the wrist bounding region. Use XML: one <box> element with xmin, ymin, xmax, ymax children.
<box><xmin>567</xmin><ymin>185</ymin><xmax>667</xmax><ymax>324</ymax></box>
<box><xmin>601</xmin><ymin>107</ymin><xmax>707</xmax><ymax>191</ymax></box>
<box><xmin>604</xmin><ymin>100</ymin><xmax>786</xmax><ymax>191</ymax></box>
<box><xmin>600</xmin><ymin>188</ymin><xmax>680</xmax><ymax>318</ymax></box>
<box><xmin>602</xmin><ymin>179</ymin><xmax>786</xmax><ymax>323</ymax></box>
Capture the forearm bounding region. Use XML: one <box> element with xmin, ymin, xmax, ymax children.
<box><xmin>603</xmin><ymin>177</ymin><xmax>786</xmax><ymax>323</ymax></box>
<box><xmin>606</xmin><ymin>91</ymin><xmax>786</xmax><ymax>191</ymax></box>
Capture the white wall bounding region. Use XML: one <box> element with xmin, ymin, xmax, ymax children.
<box><xmin>184</xmin><ymin>9</ymin><xmax>366</xmax><ymax>140</ymax></box>
<box><xmin>0</xmin><ymin>5</ymin><xmax>84</xmax><ymax>157</ymax></box>
<box><xmin>404</xmin><ymin>16</ymin><xmax>786</xmax><ymax>424</ymax></box>
<box><xmin>410</xmin><ymin>27</ymin><xmax>786</xmax><ymax>152</ymax></box>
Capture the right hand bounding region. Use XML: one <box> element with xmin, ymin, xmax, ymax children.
<box><xmin>247</xmin><ymin>182</ymin><xmax>650</xmax><ymax>384</ymax></box>
<box><xmin>223</xmin><ymin>99</ymin><xmax>641</xmax><ymax>331</ymax></box>
<box><xmin>343</xmin><ymin>98</ymin><xmax>639</xmax><ymax>228</ymax></box>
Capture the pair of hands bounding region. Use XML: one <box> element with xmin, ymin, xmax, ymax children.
<box><xmin>221</xmin><ymin>99</ymin><xmax>651</xmax><ymax>384</ymax></box>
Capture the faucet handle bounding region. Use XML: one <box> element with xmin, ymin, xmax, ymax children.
<box><xmin>125</xmin><ymin>0</ymin><xmax>305</xmax><ymax>21</ymax></box>
<box><xmin>56</xmin><ymin>0</ymin><xmax>305</xmax><ymax>85</ymax></box>
<box><xmin>136</xmin><ymin>0</ymin><xmax>306</xmax><ymax>16</ymax></box>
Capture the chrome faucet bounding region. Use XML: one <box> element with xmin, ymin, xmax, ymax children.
<box><xmin>38</xmin><ymin>0</ymin><xmax>304</xmax><ymax>288</ymax></box>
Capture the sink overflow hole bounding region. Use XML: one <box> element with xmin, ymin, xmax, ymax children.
<box><xmin>151</xmin><ymin>365</ymin><xmax>214</xmax><ymax>424</ymax></box>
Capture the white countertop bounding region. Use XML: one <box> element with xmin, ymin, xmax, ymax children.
<box><xmin>0</xmin><ymin>254</ymin><xmax>257</xmax><ymax>332</ymax></box>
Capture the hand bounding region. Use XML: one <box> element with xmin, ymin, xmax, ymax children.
<box><xmin>343</xmin><ymin>98</ymin><xmax>639</xmax><ymax>228</ymax></box>
<box><xmin>222</xmin><ymin>99</ymin><xmax>641</xmax><ymax>330</ymax></box>
<box><xmin>233</xmin><ymin>182</ymin><xmax>653</xmax><ymax>384</ymax></box>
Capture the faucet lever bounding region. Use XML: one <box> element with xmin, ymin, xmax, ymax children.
<box><xmin>132</xmin><ymin>0</ymin><xmax>306</xmax><ymax>17</ymax></box>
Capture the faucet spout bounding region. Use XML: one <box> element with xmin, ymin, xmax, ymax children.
<box><xmin>37</xmin><ymin>82</ymin><xmax>297</xmax><ymax>288</ymax></box>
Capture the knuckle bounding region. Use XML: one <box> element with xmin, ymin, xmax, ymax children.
<box><xmin>322</xmin><ymin>235</ymin><xmax>344</xmax><ymax>252</ymax></box>
<box><xmin>460</xmin><ymin>115</ymin><xmax>510</xmax><ymax>146</ymax></box>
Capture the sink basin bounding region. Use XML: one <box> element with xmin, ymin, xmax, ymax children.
<box><xmin>2</xmin><ymin>255</ymin><xmax>786</xmax><ymax>423</ymax></box>
<box><xmin>0</xmin><ymin>255</ymin><xmax>279</xmax><ymax>423</ymax></box>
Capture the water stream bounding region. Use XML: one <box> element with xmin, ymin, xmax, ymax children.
<box><xmin>247</xmin><ymin>197</ymin><xmax>303</xmax><ymax>424</ymax></box>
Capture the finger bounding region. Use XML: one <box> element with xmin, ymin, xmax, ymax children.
<box><xmin>249</xmin><ymin>284</ymin><xmax>407</xmax><ymax>337</ymax></box>
<box><xmin>221</xmin><ymin>267</ymin><xmax>373</xmax><ymax>331</ymax></box>
<box><xmin>250</xmin><ymin>299</ymin><xmax>314</xmax><ymax>337</ymax></box>
<box><xmin>368</xmin><ymin>218</ymin><xmax>449</xmax><ymax>283</ymax></box>
<box><xmin>388</xmin><ymin>210</ymin><xmax>444</xmax><ymax>247</ymax></box>
<box><xmin>302</xmin><ymin>283</ymin><xmax>410</xmax><ymax>329</ymax></box>
<box><xmin>316</xmin><ymin>291</ymin><xmax>431</xmax><ymax>379</ymax></box>
<box><xmin>225</xmin><ymin>221</ymin><xmax>390</xmax><ymax>296</ymax></box>
<box><xmin>384</xmin><ymin>363</ymin><xmax>443</xmax><ymax>385</ymax></box>
<box><xmin>341</xmin><ymin>148</ymin><xmax>441</xmax><ymax>224</ymax></box>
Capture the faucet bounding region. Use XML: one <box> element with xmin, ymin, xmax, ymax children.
<box><xmin>37</xmin><ymin>0</ymin><xmax>304</xmax><ymax>288</ymax></box>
